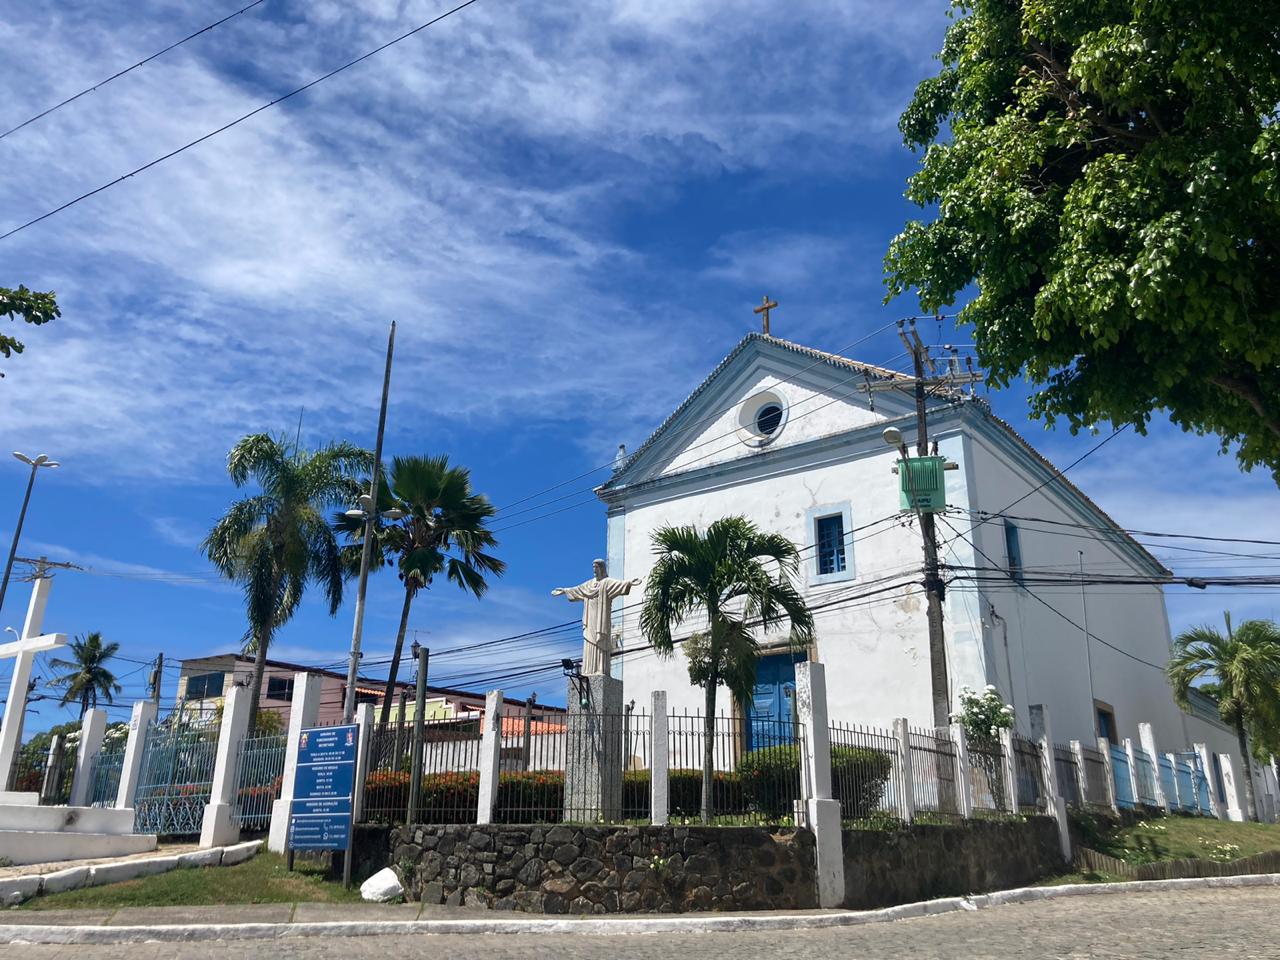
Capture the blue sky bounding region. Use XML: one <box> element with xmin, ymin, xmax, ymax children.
<box><xmin>2</xmin><ymin>0</ymin><xmax>1277</xmax><ymax>733</ymax></box>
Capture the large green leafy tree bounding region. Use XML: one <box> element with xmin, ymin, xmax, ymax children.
<box><xmin>886</xmin><ymin>0</ymin><xmax>1280</xmax><ymax>478</ymax></box>
<box><xmin>639</xmin><ymin>516</ymin><xmax>814</xmax><ymax>823</ymax></box>
<box><xmin>205</xmin><ymin>434</ymin><xmax>372</xmax><ymax>733</ymax></box>
<box><xmin>1167</xmin><ymin>613</ymin><xmax>1280</xmax><ymax>821</ymax></box>
<box><xmin>1</xmin><ymin>285</ymin><xmax>59</xmax><ymax>377</ymax></box>
<box><xmin>48</xmin><ymin>631</ymin><xmax>122</xmax><ymax>717</ymax></box>
<box><xmin>335</xmin><ymin>454</ymin><xmax>505</xmax><ymax>726</ymax></box>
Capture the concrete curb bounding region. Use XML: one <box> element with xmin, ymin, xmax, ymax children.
<box><xmin>0</xmin><ymin>841</ymin><xmax>262</xmax><ymax>908</ymax></box>
<box><xmin>3</xmin><ymin>871</ymin><xmax>1278</xmax><ymax>944</ymax></box>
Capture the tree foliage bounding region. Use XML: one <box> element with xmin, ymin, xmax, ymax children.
<box><xmin>1167</xmin><ymin>612</ymin><xmax>1280</xmax><ymax>821</ymax></box>
<box><xmin>204</xmin><ymin>433</ymin><xmax>372</xmax><ymax>732</ymax></box>
<box><xmin>334</xmin><ymin>454</ymin><xmax>505</xmax><ymax>725</ymax></box>
<box><xmin>886</xmin><ymin>0</ymin><xmax>1280</xmax><ymax>478</ymax></box>
<box><xmin>639</xmin><ymin>516</ymin><xmax>815</xmax><ymax>822</ymax></box>
<box><xmin>0</xmin><ymin>285</ymin><xmax>59</xmax><ymax>377</ymax></box>
<box><xmin>48</xmin><ymin>631</ymin><xmax>122</xmax><ymax>717</ymax></box>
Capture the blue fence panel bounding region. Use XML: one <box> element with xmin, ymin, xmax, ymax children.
<box><xmin>1175</xmin><ymin>760</ymin><xmax>1197</xmax><ymax>812</ymax></box>
<box><xmin>1158</xmin><ymin>755</ymin><xmax>1177</xmax><ymax>808</ymax></box>
<box><xmin>1110</xmin><ymin>744</ymin><xmax>1135</xmax><ymax>809</ymax></box>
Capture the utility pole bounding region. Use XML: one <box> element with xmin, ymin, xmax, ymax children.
<box><xmin>149</xmin><ymin>653</ymin><xmax>164</xmax><ymax>709</ymax></box>
<box><xmin>908</xmin><ymin>338</ymin><xmax>951</xmax><ymax>731</ymax></box>
<box><xmin>0</xmin><ymin>453</ymin><xmax>59</xmax><ymax>613</ymax></box>
<box><xmin>865</xmin><ymin>321</ymin><xmax>982</xmax><ymax>730</ymax></box>
<box><xmin>343</xmin><ymin>320</ymin><xmax>397</xmax><ymax>723</ymax></box>
<box><xmin>406</xmin><ymin>642</ymin><xmax>428</xmax><ymax>825</ymax></box>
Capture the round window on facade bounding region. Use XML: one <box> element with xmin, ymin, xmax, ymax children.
<box><xmin>755</xmin><ymin>403</ymin><xmax>784</xmax><ymax>436</ymax></box>
<box><xmin>736</xmin><ymin>390</ymin><xmax>789</xmax><ymax>447</ymax></box>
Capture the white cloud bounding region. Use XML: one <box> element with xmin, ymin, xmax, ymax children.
<box><xmin>0</xmin><ymin>0</ymin><xmax>948</xmax><ymax>482</ymax></box>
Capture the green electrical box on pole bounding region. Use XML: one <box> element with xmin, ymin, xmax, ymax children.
<box><xmin>898</xmin><ymin>455</ymin><xmax>947</xmax><ymax>513</ymax></box>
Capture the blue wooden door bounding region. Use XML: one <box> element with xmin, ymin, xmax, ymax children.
<box><xmin>747</xmin><ymin>655</ymin><xmax>801</xmax><ymax>750</ymax></box>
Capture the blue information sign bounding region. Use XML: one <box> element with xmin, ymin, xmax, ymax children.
<box><xmin>288</xmin><ymin>723</ymin><xmax>358</xmax><ymax>853</ymax></box>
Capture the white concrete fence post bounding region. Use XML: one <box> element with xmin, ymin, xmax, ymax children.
<box><xmin>1030</xmin><ymin>704</ymin><xmax>1070</xmax><ymax>861</ymax></box>
<box><xmin>1070</xmin><ymin>740</ymin><xmax>1088</xmax><ymax>807</ymax></box>
<box><xmin>795</xmin><ymin>663</ymin><xmax>843</xmax><ymax>908</ymax></box>
<box><xmin>200</xmin><ymin>683</ymin><xmax>252</xmax><ymax>848</ymax></box>
<box><xmin>1097</xmin><ymin>738</ymin><xmax>1119</xmax><ymax>814</ymax></box>
<box><xmin>892</xmin><ymin>718</ymin><xmax>915</xmax><ymax>824</ymax></box>
<box><xmin>116</xmin><ymin>700</ymin><xmax>158</xmax><ymax>811</ymax></box>
<box><xmin>1123</xmin><ymin>738</ymin><xmax>1142</xmax><ymax>807</ymax></box>
<box><xmin>948</xmin><ymin>723</ymin><xmax>974</xmax><ymax>819</ymax></box>
<box><xmin>650</xmin><ymin>691</ymin><xmax>668</xmax><ymax>827</ymax></box>
<box><xmin>268</xmin><ymin>672</ymin><xmax>324</xmax><ymax>853</ymax></box>
<box><xmin>1137</xmin><ymin>723</ymin><xmax>1169</xmax><ymax>811</ymax></box>
<box><xmin>40</xmin><ymin>734</ymin><xmax>64</xmax><ymax>803</ymax></box>
<box><xmin>69</xmin><ymin>708</ymin><xmax>107</xmax><ymax>807</ymax></box>
<box><xmin>352</xmin><ymin>703</ymin><xmax>375</xmax><ymax>824</ymax></box>
<box><xmin>1218</xmin><ymin>753</ymin><xmax>1244</xmax><ymax>822</ymax></box>
<box><xmin>476</xmin><ymin>689</ymin><xmax>505</xmax><ymax>825</ymax></box>
<box><xmin>998</xmin><ymin>728</ymin><xmax>1018</xmax><ymax>814</ymax></box>
<box><xmin>1193</xmin><ymin>742</ymin><xmax>1219</xmax><ymax>819</ymax></box>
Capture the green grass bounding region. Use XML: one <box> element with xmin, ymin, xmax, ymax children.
<box><xmin>23</xmin><ymin>852</ymin><xmax>364</xmax><ymax>910</ymax></box>
<box><xmin>1073</xmin><ymin>812</ymin><xmax>1280</xmax><ymax>865</ymax></box>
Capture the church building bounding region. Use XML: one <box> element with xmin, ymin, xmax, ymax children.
<box><xmin>597</xmin><ymin>329</ymin><xmax>1246</xmax><ymax>785</ymax></box>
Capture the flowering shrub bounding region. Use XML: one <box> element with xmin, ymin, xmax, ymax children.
<box><xmin>953</xmin><ymin>685</ymin><xmax>1015</xmax><ymax>809</ymax></box>
<box><xmin>952</xmin><ymin>685</ymin><xmax>1014</xmax><ymax>752</ymax></box>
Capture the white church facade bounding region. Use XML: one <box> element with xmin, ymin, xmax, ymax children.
<box><xmin>597</xmin><ymin>332</ymin><xmax>1254</xmax><ymax>793</ymax></box>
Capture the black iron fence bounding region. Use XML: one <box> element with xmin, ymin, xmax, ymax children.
<box><xmin>967</xmin><ymin>738</ymin><xmax>1007</xmax><ymax>812</ymax></box>
<box><xmin>828</xmin><ymin>722</ymin><xmax>900</xmax><ymax>825</ymax></box>
<box><xmin>1080</xmin><ymin>744</ymin><xmax>1111</xmax><ymax>808</ymax></box>
<box><xmin>667</xmin><ymin>711</ymin><xmax>804</xmax><ymax>825</ymax></box>
<box><xmin>907</xmin><ymin>726</ymin><xmax>964</xmax><ymax>821</ymax></box>
<box><xmin>1054</xmin><ymin>744</ymin><xmax>1082</xmax><ymax>807</ymax></box>
<box><xmin>1013</xmin><ymin>734</ymin><xmax>1046</xmax><ymax>814</ymax></box>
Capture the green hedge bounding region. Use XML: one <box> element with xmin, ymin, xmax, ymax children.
<box><xmin>736</xmin><ymin>744</ymin><xmax>893</xmax><ymax>820</ymax></box>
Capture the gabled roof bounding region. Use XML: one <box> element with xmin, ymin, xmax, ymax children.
<box><xmin>597</xmin><ymin>330</ymin><xmax>1167</xmax><ymax>577</ymax></box>
<box><xmin>601</xmin><ymin>333</ymin><xmax>915</xmax><ymax>490</ymax></box>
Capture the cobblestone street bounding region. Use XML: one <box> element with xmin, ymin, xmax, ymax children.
<box><xmin>5</xmin><ymin>887</ymin><xmax>1278</xmax><ymax>959</ymax></box>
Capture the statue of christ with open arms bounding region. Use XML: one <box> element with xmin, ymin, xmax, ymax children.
<box><xmin>551</xmin><ymin>559</ymin><xmax>642</xmax><ymax>676</ymax></box>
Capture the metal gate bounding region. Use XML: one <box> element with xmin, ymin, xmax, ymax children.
<box><xmin>133</xmin><ymin>712</ymin><xmax>220</xmax><ymax>836</ymax></box>
<box><xmin>232</xmin><ymin>733</ymin><xmax>286</xmax><ymax>832</ymax></box>
<box><xmin>89</xmin><ymin>745</ymin><xmax>127</xmax><ymax>807</ymax></box>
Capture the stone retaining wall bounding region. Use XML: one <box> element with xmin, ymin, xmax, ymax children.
<box><xmin>842</xmin><ymin>817</ymin><xmax>1065</xmax><ymax>908</ymax></box>
<box><xmin>376</xmin><ymin>823</ymin><xmax>816</xmax><ymax>914</ymax></box>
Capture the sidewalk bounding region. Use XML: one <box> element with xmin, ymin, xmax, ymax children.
<box><xmin>1</xmin><ymin>874</ymin><xmax>1277</xmax><ymax>945</ymax></box>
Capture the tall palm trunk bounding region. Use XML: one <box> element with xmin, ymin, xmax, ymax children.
<box><xmin>1235</xmin><ymin>721</ymin><xmax>1258</xmax><ymax>821</ymax></box>
<box><xmin>245</xmin><ymin>623</ymin><xmax>272</xmax><ymax>735</ymax></box>
<box><xmin>701</xmin><ymin>669</ymin><xmax>717</xmax><ymax>825</ymax></box>
<box><xmin>80</xmin><ymin>689</ymin><xmax>89</xmax><ymax>719</ymax></box>
<box><xmin>379</xmin><ymin>586</ymin><xmax>416</xmax><ymax>728</ymax></box>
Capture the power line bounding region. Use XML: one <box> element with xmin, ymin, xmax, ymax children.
<box><xmin>0</xmin><ymin>0</ymin><xmax>268</xmax><ymax>142</ymax></box>
<box><xmin>935</xmin><ymin>514</ymin><xmax>1169</xmax><ymax>672</ymax></box>
<box><xmin>975</xmin><ymin>425</ymin><xmax>1129</xmax><ymax>528</ymax></box>
<box><xmin>0</xmin><ymin>0</ymin><xmax>483</xmax><ymax>241</ymax></box>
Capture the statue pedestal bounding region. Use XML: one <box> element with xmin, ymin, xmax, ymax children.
<box><xmin>564</xmin><ymin>674</ymin><xmax>624</xmax><ymax>823</ymax></box>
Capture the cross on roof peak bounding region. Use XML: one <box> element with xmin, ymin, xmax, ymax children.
<box><xmin>753</xmin><ymin>295</ymin><xmax>778</xmax><ymax>335</ymax></box>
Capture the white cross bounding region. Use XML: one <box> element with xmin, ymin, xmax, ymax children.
<box><xmin>0</xmin><ymin>576</ymin><xmax>67</xmax><ymax>795</ymax></box>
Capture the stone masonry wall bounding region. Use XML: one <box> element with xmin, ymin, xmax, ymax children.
<box><xmin>842</xmin><ymin>817</ymin><xmax>1065</xmax><ymax>908</ymax></box>
<box><xmin>382</xmin><ymin>823</ymin><xmax>816</xmax><ymax>914</ymax></box>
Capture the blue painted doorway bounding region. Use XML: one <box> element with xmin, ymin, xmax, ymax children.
<box><xmin>746</xmin><ymin>654</ymin><xmax>803</xmax><ymax>750</ymax></box>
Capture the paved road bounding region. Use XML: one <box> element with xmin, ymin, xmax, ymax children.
<box><xmin>5</xmin><ymin>887</ymin><xmax>1276</xmax><ymax>959</ymax></box>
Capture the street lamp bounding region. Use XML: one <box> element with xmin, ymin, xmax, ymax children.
<box><xmin>882</xmin><ymin>426</ymin><xmax>908</xmax><ymax>457</ymax></box>
<box><xmin>0</xmin><ymin>452</ymin><xmax>59</xmax><ymax>613</ymax></box>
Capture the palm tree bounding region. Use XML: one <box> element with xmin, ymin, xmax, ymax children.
<box><xmin>336</xmin><ymin>454</ymin><xmax>505</xmax><ymax>726</ymax></box>
<box><xmin>205</xmin><ymin>433</ymin><xmax>372</xmax><ymax>734</ymax></box>
<box><xmin>49</xmin><ymin>632</ymin><xmax>122</xmax><ymax>717</ymax></box>
<box><xmin>1168</xmin><ymin>612</ymin><xmax>1280</xmax><ymax>822</ymax></box>
<box><xmin>639</xmin><ymin>516</ymin><xmax>814</xmax><ymax>823</ymax></box>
